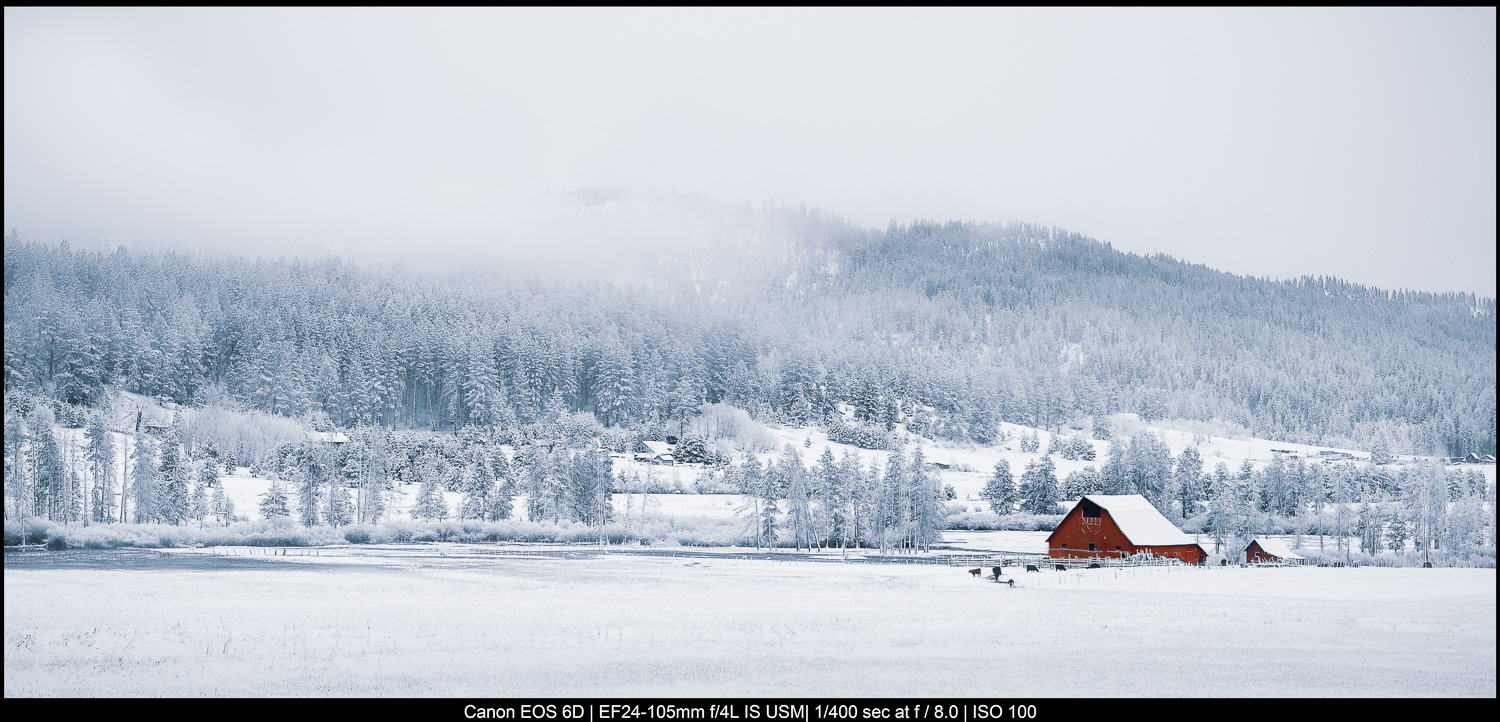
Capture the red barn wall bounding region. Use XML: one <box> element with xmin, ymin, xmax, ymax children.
<box><xmin>1048</xmin><ymin>506</ymin><xmax>1205</xmax><ymax>564</ymax></box>
<box><xmin>1246</xmin><ymin>541</ymin><xmax>1279</xmax><ymax>563</ymax></box>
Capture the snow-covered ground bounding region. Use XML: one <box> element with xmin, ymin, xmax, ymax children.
<box><xmin>5</xmin><ymin>546</ymin><xmax>1493</xmax><ymax>696</ymax></box>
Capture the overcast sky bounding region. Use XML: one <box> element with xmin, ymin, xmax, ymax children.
<box><xmin>5</xmin><ymin>8</ymin><xmax>1495</xmax><ymax>297</ymax></box>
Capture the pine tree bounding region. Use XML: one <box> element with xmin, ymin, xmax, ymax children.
<box><xmin>486</xmin><ymin>450</ymin><xmax>516</xmax><ymax>521</ymax></box>
<box><xmin>413</xmin><ymin>473</ymin><xmax>449</xmax><ymax>521</ymax></box>
<box><xmin>31</xmin><ymin>425</ymin><xmax>65</xmax><ymax>520</ymax></box>
<box><xmin>1061</xmin><ymin>466</ymin><xmax>1103</xmax><ymax>499</ymax></box>
<box><xmin>295</xmin><ymin>469</ymin><xmax>321</xmax><ymax>527</ymax></box>
<box><xmin>814</xmin><ymin>447</ymin><xmax>841</xmax><ymax>546</ymax></box>
<box><xmin>458</xmin><ymin>453</ymin><xmax>490</xmax><ymax>521</ymax></box>
<box><xmin>259</xmin><ymin>480</ymin><xmax>291</xmax><ymax>519</ymax></box>
<box><xmin>981</xmin><ymin>459</ymin><xmax>1018</xmax><ymax>514</ymax></box>
<box><xmin>85</xmin><ymin>415</ymin><xmax>116</xmax><ymax>522</ymax></box>
<box><xmin>158</xmin><ymin>440</ymin><xmax>190</xmax><ymax>525</ymax></box>
<box><xmin>907</xmin><ymin>447</ymin><xmax>944</xmax><ymax>552</ymax></box>
<box><xmin>324</xmin><ymin>476</ymin><xmax>354</xmax><ymax>527</ymax></box>
<box><xmin>1101</xmin><ymin>439</ymin><xmax>1129</xmax><ymax>494</ymax></box>
<box><xmin>211</xmin><ymin>482</ymin><xmax>233</xmax><ymax>524</ymax></box>
<box><xmin>61</xmin><ymin>468</ymin><xmax>83</xmax><ymax>523</ymax></box>
<box><xmin>1173</xmin><ymin>446</ymin><xmax>1204</xmax><ymax>518</ymax></box>
<box><xmin>782</xmin><ymin>446</ymin><xmax>812</xmax><ymax>550</ymax></box>
<box><xmin>1355</xmin><ymin>503</ymin><xmax>1382</xmax><ymax>554</ymax></box>
<box><xmin>131</xmin><ymin>437</ymin><xmax>159</xmax><ymax>523</ymax></box>
<box><xmin>1019</xmin><ymin>456</ymin><xmax>1060</xmax><ymax>514</ymax></box>
<box><xmin>5</xmin><ymin>411</ymin><xmax>31</xmax><ymax>519</ymax></box>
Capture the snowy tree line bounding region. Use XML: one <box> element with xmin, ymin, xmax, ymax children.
<box><xmin>4</xmin><ymin>222</ymin><xmax>1492</xmax><ymax>459</ymax></box>
<box><xmin>719</xmin><ymin>444</ymin><xmax>947</xmax><ymax>554</ymax></box>
<box><xmin>976</xmin><ymin>432</ymin><xmax>1496</xmax><ymax>562</ymax></box>
<box><xmin>2</xmin><ymin>394</ymin><xmax>614</xmax><ymax>534</ymax></box>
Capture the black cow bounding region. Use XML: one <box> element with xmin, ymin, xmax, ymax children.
<box><xmin>1087</xmin><ymin>563</ymin><xmax>1101</xmax><ymax>569</ymax></box>
<box><xmin>991</xmin><ymin>566</ymin><xmax>1003</xmax><ymax>579</ymax></box>
<box><xmin>1025</xmin><ymin>564</ymin><xmax>1040</xmax><ymax>573</ymax></box>
<box><xmin>1055</xmin><ymin>564</ymin><xmax>1067</xmax><ymax>571</ymax></box>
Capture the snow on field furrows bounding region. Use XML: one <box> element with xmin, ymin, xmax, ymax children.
<box><xmin>4</xmin><ymin>548</ymin><xmax>1494</xmax><ymax>697</ymax></box>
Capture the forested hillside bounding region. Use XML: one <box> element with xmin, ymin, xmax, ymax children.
<box><xmin>3</xmin><ymin>198</ymin><xmax>1493</xmax><ymax>456</ymax></box>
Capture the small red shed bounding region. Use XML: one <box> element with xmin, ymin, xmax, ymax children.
<box><xmin>1245</xmin><ymin>537</ymin><xmax>1305</xmax><ymax>564</ymax></box>
<box><xmin>1046</xmin><ymin>494</ymin><xmax>1206</xmax><ymax>564</ymax></box>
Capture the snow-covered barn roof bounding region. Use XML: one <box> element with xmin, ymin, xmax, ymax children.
<box><xmin>1079</xmin><ymin>494</ymin><xmax>1198</xmax><ymax>546</ymax></box>
<box><xmin>1248</xmin><ymin>537</ymin><xmax>1305</xmax><ymax>560</ymax></box>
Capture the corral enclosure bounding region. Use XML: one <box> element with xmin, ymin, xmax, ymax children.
<box><xmin>4</xmin><ymin>546</ymin><xmax>1494</xmax><ymax>697</ymax></box>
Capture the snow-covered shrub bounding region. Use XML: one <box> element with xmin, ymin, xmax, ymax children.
<box><xmin>45</xmin><ymin>530</ymin><xmax>69</xmax><ymax>550</ymax></box>
<box><xmin>825</xmin><ymin>418</ymin><xmax>893</xmax><ymax>450</ymax></box>
<box><xmin>689</xmin><ymin>470</ymin><xmax>737</xmax><ymax>494</ymax></box>
<box><xmin>557</xmin><ymin>411</ymin><xmax>604</xmax><ymax>447</ymax></box>
<box><xmin>4</xmin><ymin>517</ymin><xmax>56</xmax><ymax>546</ymax></box>
<box><xmin>178</xmin><ymin>405</ymin><xmax>308</xmax><ymax>469</ymax></box>
<box><xmin>344</xmin><ymin>529</ymin><xmax>372</xmax><ymax>544</ymax></box>
<box><xmin>689</xmin><ymin>403</ymin><xmax>778</xmax><ymax>452</ymax></box>
<box><xmin>674</xmin><ymin>435</ymin><xmax>729</xmax><ymax>466</ymax></box>
<box><xmin>943</xmin><ymin>511</ymin><xmax>1064</xmax><ymax>531</ymax></box>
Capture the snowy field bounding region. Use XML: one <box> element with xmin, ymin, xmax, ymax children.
<box><xmin>5</xmin><ymin>546</ymin><xmax>1493</xmax><ymax>697</ymax></box>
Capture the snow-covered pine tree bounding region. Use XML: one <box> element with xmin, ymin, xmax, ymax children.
<box><xmin>1129</xmin><ymin>433</ymin><xmax>1173</xmax><ymax>512</ymax></box>
<box><xmin>1019</xmin><ymin>455</ymin><xmax>1060</xmax><ymax>515</ymax></box>
<box><xmin>210</xmin><ymin>482</ymin><xmax>231</xmax><ymax>524</ymax></box>
<box><xmin>1061</xmin><ymin>466</ymin><xmax>1103</xmax><ymax>499</ymax></box>
<box><xmin>259</xmin><ymin>480</ymin><xmax>290</xmax><ymax>519</ymax></box>
<box><xmin>458</xmin><ymin>454</ymin><xmax>489</xmax><ymax>521</ymax></box>
<box><xmin>485</xmin><ymin>450</ymin><xmax>515</xmax><ymax>521</ymax></box>
<box><xmin>157</xmin><ymin>439</ymin><xmax>190</xmax><ymax>525</ymax></box>
<box><xmin>564</xmin><ymin>450</ymin><xmax>609</xmax><ymax>525</ymax></box>
<box><xmin>1101</xmin><ymin>438</ymin><xmax>1129</xmax><ymax>494</ymax></box>
<box><xmin>1384</xmin><ymin>508</ymin><xmax>1410</xmax><ymax>552</ymax></box>
<box><xmin>981</xmin><ymin>459</ymin><xmax>1017</xmax><ymax>514</ymax></box>
<box><xmin>757</xmin><ymin>457</ymin><xmax>781</xmax><ymax>549</ymax></box>
<box><xmin>324</xmin><ymin>478</ymin><xmax>354</xmax><ymax>527</ymax></box>
<box><xmin>61</xmin><ymin>468</ymin><xmax>83</xmax><ymax>523</ymax></box>
<box><xmin>1355</xmin><ymin>503</ymin><xmax>1382</xmax><ymax>554</ymax></box>
<box><xmin>908</xmin><ymin>447</ymin><xmax>944</xmax><ymax>553</ymax></box>
<box><xmin>131</xmin><ymin>436</ymin><xmax>159</xmax><ymax>523</ymax></box>
<box><xmin>1173</xmin><ymin>445</ymin><xmax>1204</xmax><ymax>518</ymax></box>
<box><xmin>31</xmin><ymin>424</ymin><xmax>65</xmax><ymax>520</ymax></box>
<box><xmin>412</xmin><ymin>472</ymin><xmax>449</xmax><ymax>521</ymax></box>
<box><xmin>189</xmin><ymin>474</ymin><xmax>209</xmax><ymax>528</ymax></box>
<box><xmin>1019</xmin><ymin>431</ymin><xmax>1039</xmax><ymax>453</ymax></box>
<box><xmin>4</xmin><ymin>409</ymin><xmax>31</xmax><ymax>519</ymax></box>
<box><xmin>86</xmin><ymin>415</ymin><xmax>116</xmax><ymax>522</ymax></box>
<box><xmin>522</xmin><ymin>447</ymin><xmax>551</xmax><ymax>523</ymax></box>
<box><xmin>814</xmin><ymin>447</ymin><xmax>841</xmax><ymax>546</ymax></box>
<box><xmin>294</xmin><ymin>469</ymin><xmax>321</xmax><ymax>527</ymax></box>
<box><xmin>782</xmin><ymin>445</ymin><xmax>812</xmax><ymax>550</ymax></box>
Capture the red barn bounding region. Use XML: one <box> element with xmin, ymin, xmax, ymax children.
<box><xmin>1245</xmin><ymin>537</ymin><xmax>1305</xmax><ymax>564</ymax></box>
<box><xmin>1046</xmin><ymin>494</ymin><xmax>1206</xmax><ymax>564</ymax></box>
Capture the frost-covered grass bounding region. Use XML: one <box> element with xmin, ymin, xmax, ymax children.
<box><xmin>4</xmin><ymin>548</ymin><xmax>1493</xmax><ymax>696</ymax></box>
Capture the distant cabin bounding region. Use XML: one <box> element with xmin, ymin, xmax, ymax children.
<box><xmin>309</xmin><ymin>431</ymin><xmax>350</xmax><ymax>444</ymax></box>
<box><xmin>1047</xmin><ymin>494</ymin><xmax>1207</xmax><ymax>564</ymax></box>
<box><xmin>1245</xmin><ymin>537</ymin><xmax>1305</xmax><ymax>565</ymax></box>
<box><xmin>633</xmin><ymin>440</ymin><xmax>674</xmax><ymax>465</ymax></box>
